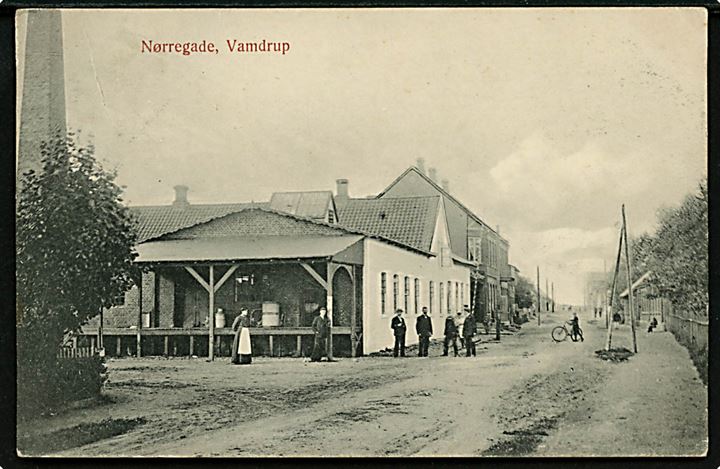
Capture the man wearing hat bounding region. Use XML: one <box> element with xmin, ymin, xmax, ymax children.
<box><xmin>462</xmin><ymin>306</ymin><xmax>477</xmax><ymax>357</ymax></box>
<box><xmin>415</xmin><ymin>306</ymin><xmax>433</xmax><ymax>357</ymax></box>
<box><xmin>390</xmin><ymin>309</ymin><xmax>407</xmax><ymax>357</ymax></box>
<box><xmin>443</xmin><ymin>312</ymin><xmax>459</xmax><ymax>357</ymax></box>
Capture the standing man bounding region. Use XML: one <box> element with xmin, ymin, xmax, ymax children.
<box><xmin>391</xmin><ymin>309</ymin><xmax>407</xmax><ymax>357</ymax></box>
<box><xmin>569</xmin><ymin>312</ymin><xmax>584</xmax><ymax>342</ymax></box>
<box><xmin>462</xmin><ymin>306</ymin><xmax>477</xmax><ymax>357</ymax></box>
<box><xmin>443</xmin><ymin>313</ymin><xmax>459</xmax><ymax>357</ymax></box>
<box><xmin>310</xmin><ymin>307</ymin><xmax>330</xmax><ymax>362</ymax></box>
<box><xmin>416</xmin><ymin>306</ymin><xmax>433</xmax><ymax>357</ymax></box>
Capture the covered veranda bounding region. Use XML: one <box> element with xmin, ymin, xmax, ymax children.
<box><xmin>81</xmin><ymin>235</ymin><xmax>365</xmax><ymax>360</ymax></box>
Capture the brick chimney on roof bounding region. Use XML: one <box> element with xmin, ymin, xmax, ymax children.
<box><xmin>335</xmin><ymin>179</ymin><xmax>349</xmax><ymax>207</ymax></box>
<box><xmin>173</xmin><ymin>185</ymin><xmax>190</xmax><ymax>209</ymax></box>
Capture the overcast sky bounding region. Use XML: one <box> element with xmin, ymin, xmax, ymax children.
<box><xmin>18</xmin><ymin>8</ymin><xmax>708</xmax><ymax>304</ymax></box>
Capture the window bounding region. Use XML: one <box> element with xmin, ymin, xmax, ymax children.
<box><xmin>447</xmin><ymin>281</ymin><xmax>452</xmax><ymax>315</ymax></box>
<box><xmin>328</xmin><ymin>210</ymin><xmax>335</xmax><ymax>224</ymax></box>
<box><xmin>381</xmin><ymin>272</ymin><xmax>387</xmax><ymax>316</ymax></box>
<box><xmin>429</xmin><ymin>281</ymin><xmax>435</xmax><ymax>315</ymax></box>
<box><xmin>414</xmin><ymin>278</ymin><xmax>420</xmax><ymax>314</ymax></box>
<box><xmin>111</xmin><ymin>291</ymin><xmax>126</xmax><ymax>307</ymax></box>
<box><xmin>468</xmin><ymin>236</ymin><xmax>482</xmax><ymax>262</ymax></box>
<box><xmin>439</xmin><ymin>282</ymin><xmax>445</xmax><ymax>316</ymax></box>
<box><xmin>404</xmin><ymin>276</ymin><xmax>410</xmax><ymax>313</ymax></box>
<box><xmin>393</xmin><ymin>274</ymin><xmax>399</xmax><ymax>312</ymax></box>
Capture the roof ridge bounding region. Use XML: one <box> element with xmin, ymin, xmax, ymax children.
<box><xmin>143</xmin><ymin>205</ymin><xmax>433</xmax><ymax>256</ymax></box>
<box><xmin>377</xmin><ymin>166</ymin><xmax>508</xmax><ymax>244</ymax></box>
<box><xmin>130</xmin><ymin>201</ymin><xmax>267</xmax><ymax>209</ymax></box>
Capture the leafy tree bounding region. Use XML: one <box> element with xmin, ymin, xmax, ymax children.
<box><xmin>16</xmin><ymin>132</ymin><xmax>138</xmax><ymax>366</ymax></box>
<box><xmin>615</xmin><ymin>180</ymin><xmax>707</xmax><ymax>318</ymax></box>
<box><xmin>514</xmin><ymin>275</ymin><xmax>536</xmax><ymax>309</ymax></box>
<box><xmin>646</xmin><ymin>180</ymin><xmax>708</xmax><ymax>318</ymax></box>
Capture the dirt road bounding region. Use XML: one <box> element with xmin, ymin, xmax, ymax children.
<box><xmin>17</xmin><ymin>311</ymin><xmax>707</xmax><ymax>457</ymax></box>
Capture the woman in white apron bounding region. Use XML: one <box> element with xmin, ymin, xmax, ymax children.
<box><xmin>231</xmin><ymin>309</ymin><xmax>252</xmax><ymax>365</ymax></box>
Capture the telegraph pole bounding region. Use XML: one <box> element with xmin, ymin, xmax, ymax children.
<box><xmin>551</xmin><ymin>282</ymin><xmax>555</xmax><ymax>312</ymax></box>
<box><xmin>545</xmin><ymin>277</ymin><xmax>549</xmax><ymax>312</ymax></box>
<box><xmin>605</xmin><ymin>224</ymin><xmax>624</xmax><ymax>350</ymax></box>
<box><xmin>622</xmin><ymin>205</ymin><xmax>639</xmax><ymax>353</ymax></box>
<box><xmin>536</xmin><ymin>266</ymin><xmax>541</xmax><ymax>326</ymax></box>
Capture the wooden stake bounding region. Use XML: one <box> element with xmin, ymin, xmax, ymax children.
<box><xmin>208</xmin><ymin>265</ymin><xmax>215</xmax><ymax>361</ymax></box>
<box><xmin>605</xmin><ymin>224</ymin><xmax>624</xmax><ymax>351</ymax></box>
<box><xmin>622</xmin><ymin>205</ymin><xmax>638</xmax><ymax>353</ymax></box>
<box><xmin>326</xmin><ymin>262</ymin><xmax>334</xmax><ymax>360</ymax></box>
<box><xmin>350</xmin><ymin>265</ymin><xmax>357</xmax><ymax>358</ymax></box>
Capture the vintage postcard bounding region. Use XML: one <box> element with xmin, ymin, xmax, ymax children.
<box><xmin>15</xmin><ymin>7</ymin><xmax>708</xmax><ymax>458</ymax></box>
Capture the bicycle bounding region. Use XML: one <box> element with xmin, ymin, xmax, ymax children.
<box><xmin>551</xmin><ymin>322</ymin><xmax>583</xmax><ymax>342</ymax></box>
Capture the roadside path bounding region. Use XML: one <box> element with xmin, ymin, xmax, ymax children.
<box><xmin>535</xmin><ymin>321</ymin><xmax>708</xmax><ymax>456</ymax></box>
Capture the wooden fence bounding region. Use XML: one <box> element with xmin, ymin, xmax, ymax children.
<box><xmin>58</xmin><ymin>346</ymin><xmax>96</xmax><ymax>358</ymax></box>
<box><xmin>666</xmin><ymin>313</ymin><xmax>709</xmax><ymax>352</ymax></box>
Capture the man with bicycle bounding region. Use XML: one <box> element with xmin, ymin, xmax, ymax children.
<box><xmin>569</xmin><ymin>312</ymin><xmax>584</xmax><ymax>342</ymax></box>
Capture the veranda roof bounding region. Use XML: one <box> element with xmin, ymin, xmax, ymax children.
<box><xmin>135</xmin><ymin>235</ymin><xmax>363</xmax><ymax>263</ymax></box>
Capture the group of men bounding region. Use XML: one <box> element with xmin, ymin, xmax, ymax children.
<box><xmin>391</xmin><ymin>306</ymin><xmax>478</xmax><ymax>358</ymax></box>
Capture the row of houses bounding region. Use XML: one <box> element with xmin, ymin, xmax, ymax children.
<box><xmin>83</xmin><ymin>162</ymin><xmax>516</xmax><ymax>358</ymax></box>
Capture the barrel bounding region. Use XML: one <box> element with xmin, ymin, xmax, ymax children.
<box><xmin>215</xmin><ymin>311</ymin><xmax>226</xmax><ymax>329</ymax></box>
<box><xmin>262</xmin><ymin>302</ymin><xmax>280</xmax><ymax>327</ymax></box>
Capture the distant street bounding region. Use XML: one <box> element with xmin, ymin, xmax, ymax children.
<box><xmin>18</xmin><ymin>310</ymin><xmax>707</xmax><ymax>457</ymax></box>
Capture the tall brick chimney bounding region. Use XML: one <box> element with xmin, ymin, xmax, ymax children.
<box><xmin>173</xmin><ymin>185</ymin><xmax>190</xmax><ymax>209</ymax></box>
<box><xmin>17</xmin><ymin>10</ymin><xmax>67</xmax><ymax>192</ymax></box>
<box><xmin>428</xmin><ymin>167</ymin><xmax>438</xmax><ymax>183</ymax></box>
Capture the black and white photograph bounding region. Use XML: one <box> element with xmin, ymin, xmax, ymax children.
<box><xmin>14</xmin><ymin>7</ymin><xmax>708</xmax><ymax>457</ymax></box>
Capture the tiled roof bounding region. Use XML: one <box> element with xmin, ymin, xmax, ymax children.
<box><xmin>136</xmin><ymin>235</ymin><xmax>364</xmax><ymax>263</ymax></box>
<box><xmin>377</xmin><ymin>166</ymin><xmax>508</xmax><ymax>245</ymax></box>
<box><xmin>269</xmin><ymin>191</ymin><xmax>333</xmax><ymax>219</ymax></box>
<box><xmin>337</xmin><ymin>196</ymin><xmax>439</xmax><ymax>252</ymax></box>
<box><xmin>130</xmin><ymin>203</ymin><xmax>268</xmax><ymax>243</ymax></box>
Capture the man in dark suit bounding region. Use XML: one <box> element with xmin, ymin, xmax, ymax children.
<box><xmin>462</xmin><ymin>306</ymin><xmax>477</xmax><ymax>357</ymax></box>
<box><xmin>443</xmin><ymin>314</ymin><xmax>459</xmax><ymax>357</ymax></box>
<box><xmin>310</xmin><ymin>307</ymin><xmax>330</xmax><ymax>362</ymax></box>
<box><xmin>416</xmin><ymin>306</ymin><xmax>433</xmax><ymax>357</ymax></box>
<box><xmin>391</xmin><ymin>309</ymin><xmax>407</xmax><ymax>357</ymax></box>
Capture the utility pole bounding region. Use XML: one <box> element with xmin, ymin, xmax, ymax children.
<box><xmin>622</xmin><ymin>205</ymin><xmax>638</xmax><ymax>353</ymax></box>
<box><xmin>536</xmin><ymin>266</ymin><xmax>541</xmax><ymax>326</ymax></box>
<box><xmin>545</xmin><ymin>277</ymin><xmax>549</xmax><ymax>312</ymax></box>
<box><xmin>551</xmin><ymin>282</ymin><xmax>555</xmax><ymax>312</ymax></box>
<box><xmin>604</xmin><ymin>259</ymin><xmax>608</xmax><ymax>329</ymax></box>
<box><xmin>605</xmin><ymin>224</ymin><xmax>624</xmax><ymax>350</ymax></box>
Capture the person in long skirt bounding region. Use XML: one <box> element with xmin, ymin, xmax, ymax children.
<box><xmin>231</xmin><ymin>309</ymin><xmax>253</xmax><ymax>365</ymax></box>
